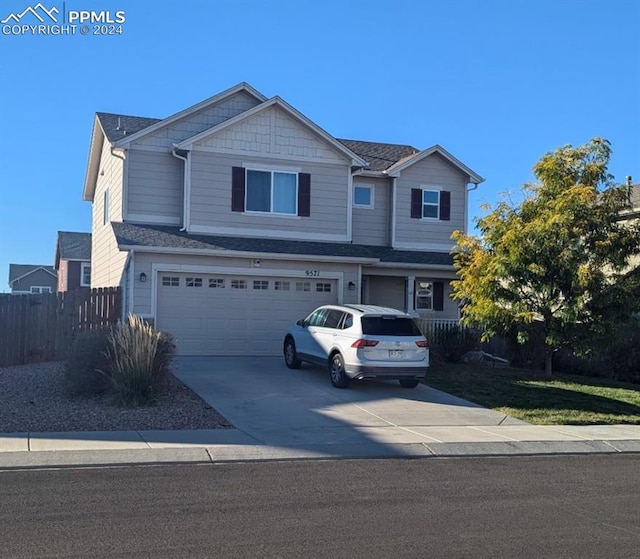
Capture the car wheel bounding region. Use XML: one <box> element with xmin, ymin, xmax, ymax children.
<box><xmin>283</xmin><ymin>338</ymin><xmax>302</xmax><ymax>369</ymax></box>
<box><xmin>399</xmin><ymin>379</ymin><xmax>420</xmax><ymax>388</ymax></box>
<box><xmin>329</xmin><ymin>353</ymin><xmax>350</xmax><ymax>388</ymax></box>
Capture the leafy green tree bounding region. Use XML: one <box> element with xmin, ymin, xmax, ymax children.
<box><xmin>452</xmin><ymin>138</ymin><xmax>640</xmax><ymax>376</ymax></box>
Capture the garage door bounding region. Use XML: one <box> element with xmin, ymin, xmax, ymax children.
<box><xmin>156</xmin><ymin>272</ymin><xmax>338</xmax><ymax>355</ymax></box>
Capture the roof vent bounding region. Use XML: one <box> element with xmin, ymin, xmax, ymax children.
<box><xmin>116</xmin><ymin>117</ymin><xmax>121</xmax><ymax>131</ymax></box>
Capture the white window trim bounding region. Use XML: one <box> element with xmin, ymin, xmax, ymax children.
<box><xmin>80</xmin><ymin>263</ymin><xmax>91</xmax><ymax>287</ymax></box>
<box><xmin>30</xmin><ymin>286</ymin><xmax>52</xmax><ymax>294</ymax></box>
<box><xmin>245</xmin><ymin>167</ymin><xmax>298</xmax><ymax>216</ymax></box>
<box><xmin>415</xmin><ymin>280</ymin><xmax>434</xmax><ymax>311</ymax></box>
<box><xmin>421</xmin><ymin>187</ymin><xmax>440</xmax><ymax>220</ymax></box>
<box><xmin>353</xmin><ymin>184</ymin><xmax>374</xmax><ymax>209</ymax></box>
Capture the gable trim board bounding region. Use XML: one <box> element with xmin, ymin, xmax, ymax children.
<box><xmin>9</xmin><ymin>266</ymin><xmax>57</xmax><ymax>286</ymax></box>
<box><xmin>175</xmin><ymin>97</ymin><xmax>367</xmax><ymax>167</ymax></box>
<box><xmin>385</xmin><ymin>144</ymin><xmax>484</xmax><ymax>184</ymax></box>
<box><xmin>113</xmin><ymin>83</ymin><xmax>268</xmax><ymax>149</ymax></box>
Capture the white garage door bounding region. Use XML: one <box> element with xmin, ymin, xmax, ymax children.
<box><xmin>156</xmin><ymin>272</ymin><xmax>339</xmax><ymax>355</ymax></box>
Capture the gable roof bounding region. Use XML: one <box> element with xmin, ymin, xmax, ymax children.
<box><xmin>55</xmin><ymin>231</ymin><xmax>92</xmax><ymax>269</ymax></box>
<box><xmin>385</xmin><ymin>144</ymin><xmax>484</xmax><ymax>184</ymax></box>
<box><xmin>337</xmin><ymin>139</ymin><xmax>419</xmax><ymax>172</ymax></box>
<box><xmin>97</xmin><ymin>113</ymin><xmax>161</xmax><ymax>144</ymax></box>
<box><xmin>112</xmin><ymin>82</ymin><xmax>267</xmax><ymax>148</ymax></box>
<box><xmin>111</xmin><ymin>223</ymin><xmax>455</xmax><ymax>267</ymax></box>
<box><xmin>176</xmin><ymin>96</ymin><xmax>368</xmax><ymax>167</ymax></box>
<box><xmin>8</xmin><ymin>264</ymin><xmax>57</xmax><ymax>286</ymax></box>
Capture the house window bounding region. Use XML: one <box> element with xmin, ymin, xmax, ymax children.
<box><xmin>296</xmin><ymin>281</ymin><xmax>311</xmax><ymax>292</ymax></box>
<box><xmin>162</xmin><ymin>276</ymin><xmax>179</xmax><ymax>287</ymax></box>
<box><xmin>246</xmin><ymin>169</ymin><xmax>297</xmax><ymax>215</ymax></box>
<box><xmin>30</xmin><ymin>286</ymin><xmax>52</xmax><ymax>294</ymax></box>
<box><xmin>415</xmin><ymin>281</ymin><xmax>433</xmax><ymax>310</ymax></box>
<box><xmin>274</xmin><ymin>281</ymin><xmax>290</xmax><ymax>291</ymax></box>
<box><xmin>186</xmin><ymin>277</ymin><xmax>203</xmax><ymax>288</ymax></box>
<box><xmin>103</xmin><ymin>188</ymin><xmax>110</xmax><ymax>225</ymax></box>
<box><xmin>354</xmin><ymin>185</ymin><xmax>373</xmax><ymax>208</ymax></box>
<box><xmin>316</xmin><ymin>282</ymin><xmax>332</xmax><ymax>293</ymax></box>
<box><xmin>209</xmin><ymin>278</ymin><xmax>225</xmax><ymax>288</ymax></box>
<box><xmin>422</xmin><ymin>190</ymin><xmax>440</xmax><ymax>219</ymax></box>
<box><xmin>81</xmin><ymin>263</ymin><xmax>91</xmax><ymax>287</ymax></box>
<box><xmin>253</xmin><ymin>280</ymin><xmax>269</xmax><ymax>290</ymax></box>
<box><xmin>231</xmin><ymin>279</ymin><xmax>247</xmax><ymax>289</ymax></box>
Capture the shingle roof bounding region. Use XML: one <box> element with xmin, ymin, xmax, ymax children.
<box><xmin>56</xmin><ymin>231</ymin><xmax>92</xmax><ymax>261</ymax></box>
<box><xmin>337</xmin><ymin>139</ymin><xmax>419</xmax><ymax>172</ymax></box>
<box><xmin>96</xmin><ymin>112</ymin><xmax>161</xmax><ymax>144</ymax></box>
<box><xmin>95</xmin><ymin>110</ymin><xmax>419</xmax><ymax>173</ymax></box>
<box><xmin>111</xmin><ymin>223</ymin><xmax>454</xmax><ymax>267</ymax></box>
<box><xmin>8</xmin><ymin>264</ymin><xmax>56</xmax><ymax>283</ymax></box>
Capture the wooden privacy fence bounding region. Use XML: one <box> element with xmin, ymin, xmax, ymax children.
<box><xmin>0</xmin><ymin>287</ymin><xmax>121</xmax><ymax>368</ymax></box>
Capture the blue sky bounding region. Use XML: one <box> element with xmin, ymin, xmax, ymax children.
<box><xmin>1</xmin><ymin>0</ymin><xmax>638</xmax><ymax>291</ymax></box>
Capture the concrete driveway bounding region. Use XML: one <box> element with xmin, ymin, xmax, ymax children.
<box><xmin>173</xmin><ymin>357</ymin><xmax>525</xmax><ymax>451</ymax></box>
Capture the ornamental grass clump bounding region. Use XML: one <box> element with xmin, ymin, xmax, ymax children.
<box><xmin>104</xmin><ymin>314</ymin><xmax>162</xmax><ymax>406</ymax></box>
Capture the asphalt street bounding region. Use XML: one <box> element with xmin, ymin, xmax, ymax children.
<box><xmin>1</xmin><ymin>455</ymin><xmax>639</xmax><ymax>558</ymax></box>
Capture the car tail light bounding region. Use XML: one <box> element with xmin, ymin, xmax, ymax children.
<box><xmin>351</xmin><ymin>339</ymin><xmax>379</xmax><ymax>348</ymax></box>
<box><xmin>415</xmin><ymin>340</ymin><xmax>429</xmax><ymax>348</ymax></box>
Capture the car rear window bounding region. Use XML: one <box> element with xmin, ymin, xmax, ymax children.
<box><xmin>361</xmin><ymin>316</ymin><xmax>422</xmax><ymax>336</ymax></box>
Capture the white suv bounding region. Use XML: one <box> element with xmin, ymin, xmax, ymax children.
<box><xmin>283</xmin><ymin>304</ymin><xmax>429</xmax><ymax>388</ymax></box>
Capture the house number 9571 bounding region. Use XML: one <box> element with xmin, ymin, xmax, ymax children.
<box><xmin>305</xmin><ymin>270</ymin><xmax>320</xmax><ymax>277</ymax></box>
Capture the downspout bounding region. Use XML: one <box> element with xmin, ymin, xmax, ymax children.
<box><xmin>465</xmin><ymin>182</ymin><xmax>479</xmax><ymax>235</ymax></box>
<box><xmin>389</xmin><ymin>176</ymin><xmax>397</xmax><ymax>248</ymax></box>
<box><xmin>171</xmin><ymin>147</ymin><xmax>189</xmax><ymax>232</ymax></box>
<box><xmin>110</xmin><ymin>147</ymin><xmax>127</xmax><ymax>220</ymax></box>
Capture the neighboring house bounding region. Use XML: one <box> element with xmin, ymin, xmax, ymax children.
<box><xmin>82</xmin><ymin>82</ymin><xmax>483</xmax><ymax>355</ymax></box>
<box><xmin>8</xmin><ymin>264</ymin><xmax>57</xmax><ymax>294</ymax></box>
<box><xmin>54</xmin><ymin>231</ymin><xmax>92</xmax><ymax>292</ymax></box>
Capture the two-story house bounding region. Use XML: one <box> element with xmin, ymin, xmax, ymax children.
<box><xmin>83</xmin><ymin>83</ymin><xmax>483</xmax><ymax>355</ymax></box>
<box><xmin>54</xmin><ymin>231</ymin><xmax>92</xmax><ymax>292</ymax></box>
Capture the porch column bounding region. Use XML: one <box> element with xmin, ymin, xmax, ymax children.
<box><xmin>406</xmin><ymin>276</ymin><xmax>415</xmax><ymax>314</ymax></box>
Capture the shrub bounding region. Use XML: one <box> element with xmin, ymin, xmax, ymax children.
<box><xmin>64</xmin><ymin>328</ymin><xmax>112</xmax><ymax>397</ymax></box>
<box><xmin>103</xmin><ymin>314</ymin><xmax>169</xmax><ymax>406</ymax></box>
<box><xmin>426</xmin><ymin>325</ymin><xmax>481</xmax><ymax>363</ymax></box>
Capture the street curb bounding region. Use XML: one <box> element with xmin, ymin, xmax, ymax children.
<box><xmin>1</xmin><ymin>440</ymin><xmax>639</xmax><ymax>470</ymax></box>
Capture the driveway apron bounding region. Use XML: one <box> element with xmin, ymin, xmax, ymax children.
<box><xmin>172</xmin><ymin>356</ymin><xmax>524</xmax><ymax>448</ymax></box>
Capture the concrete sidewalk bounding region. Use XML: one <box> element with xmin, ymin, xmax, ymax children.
<box><xmin>1</xmin><ymin>424</ymin><xmax>640</xmax><ymax>469</ymax></box>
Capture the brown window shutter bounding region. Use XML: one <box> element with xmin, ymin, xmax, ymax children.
<box><xmin>231</xmin><ymin>167</ymin><xmax>245</xmax><ymax>212</ymax></box>
<box><xmin>440</xmin><ymin>191</ymin><xmax>451</xmax><ymax>221</ymax></box>
<box><xmin>411</xmin><ymin>188</ymin><xmax>422</xmax><ymax>219</ymax></box>
<box><xmin>298</xmin><ymin>173</ymin><xmax>311</xmax><ymax>217</ymax></box>
<box><xmin>433</xmin><ymin>281</ymin><xmax>444</xmax><ymax>311</ymax></box>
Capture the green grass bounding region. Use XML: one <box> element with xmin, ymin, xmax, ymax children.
<box><xmin>425</xmin><ymin>362</ymin><xmax>640</xmax><ymax>425</ymax></box>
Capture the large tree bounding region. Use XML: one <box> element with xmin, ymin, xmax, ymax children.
<box><xmin>452</xmin><ymin>138</ymin><xmax>640</xmax><ymax>376</ymax></box>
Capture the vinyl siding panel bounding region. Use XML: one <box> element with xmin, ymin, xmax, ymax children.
<box><xmin>196</xmin><ymin>106</ymin><xmax>345</xmax><ymax>164</ymax></box>
<box><xmin>91</xmin><ymin>136</ymin><xmax>127</xmax><ymax>288</ymax></box>
<box><xmin>394</xmin><ymin>153</ymin><xmax>468</xmax><ymax>249</ymax></box>
<box><xmin>127</xmin><ymin>149</ymin><xmax>183</xmax><ymax>222</ymax></box>
<box><xmin>11</xmin><ymin>270</ymin><xmax>57</xmax><ymax>293</ymax></box>
<box><xmin>132</xmin><ymin>91</ymin><xmax>261</xmax><ymax>150</ymax></box>
<box><xmin>189</xmin><ymin>152</ymin><xmax>350</xmax><ymax>238</ymax></box>
<box><xmin>352</xmin><ymin>177</ymin><xmax>390</xmax><ymax>246</ymax></box>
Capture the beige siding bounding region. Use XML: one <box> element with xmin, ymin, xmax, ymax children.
<box><xmin>394</xmin><ymin>153</ymin><xmax>468</xmax><ymax>249</ymax></box>
<box><xmin>127</xmin><ymin>149</ymin><xmax>183</xmax><ymax>223</ymax></box>
<box><xmin>352</xmin><ymin>177</ymin><xmax>390</xmax><ymax>246</ymax></box>
<box><xmin>188</xmin><ymin>152</ymin><xmax>350</xmax><ymax>239</ymax></box>
<box><xmin>91</xmin><ymin>136</ymin><xmax>127</xmax><ymax>288</ymax></box>
<box><xmin>132</xmin><ymin>91</ymin><xmax>261</xmax><ymax>150</ymax></box>
<box><xmin>196</xmin><ymin>106</ymin><xmax>345</xmax><ymax>164</ymax></box>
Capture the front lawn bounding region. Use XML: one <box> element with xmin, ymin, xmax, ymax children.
<box><xmin>425</xmin><ymin>362</ymin><xmax>640</xmax><ymax>425</ymax></box>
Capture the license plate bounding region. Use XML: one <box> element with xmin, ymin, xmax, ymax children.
<box><xmin>389</xmin><ymin>350</ymin><xmax>404</xmax><ymax>358</ymax></box>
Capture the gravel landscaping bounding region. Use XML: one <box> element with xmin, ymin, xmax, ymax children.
<box><xmin>0</xmin><ymin>361</ymin><xmax>233</xmax><ymax>432</ymax></box>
